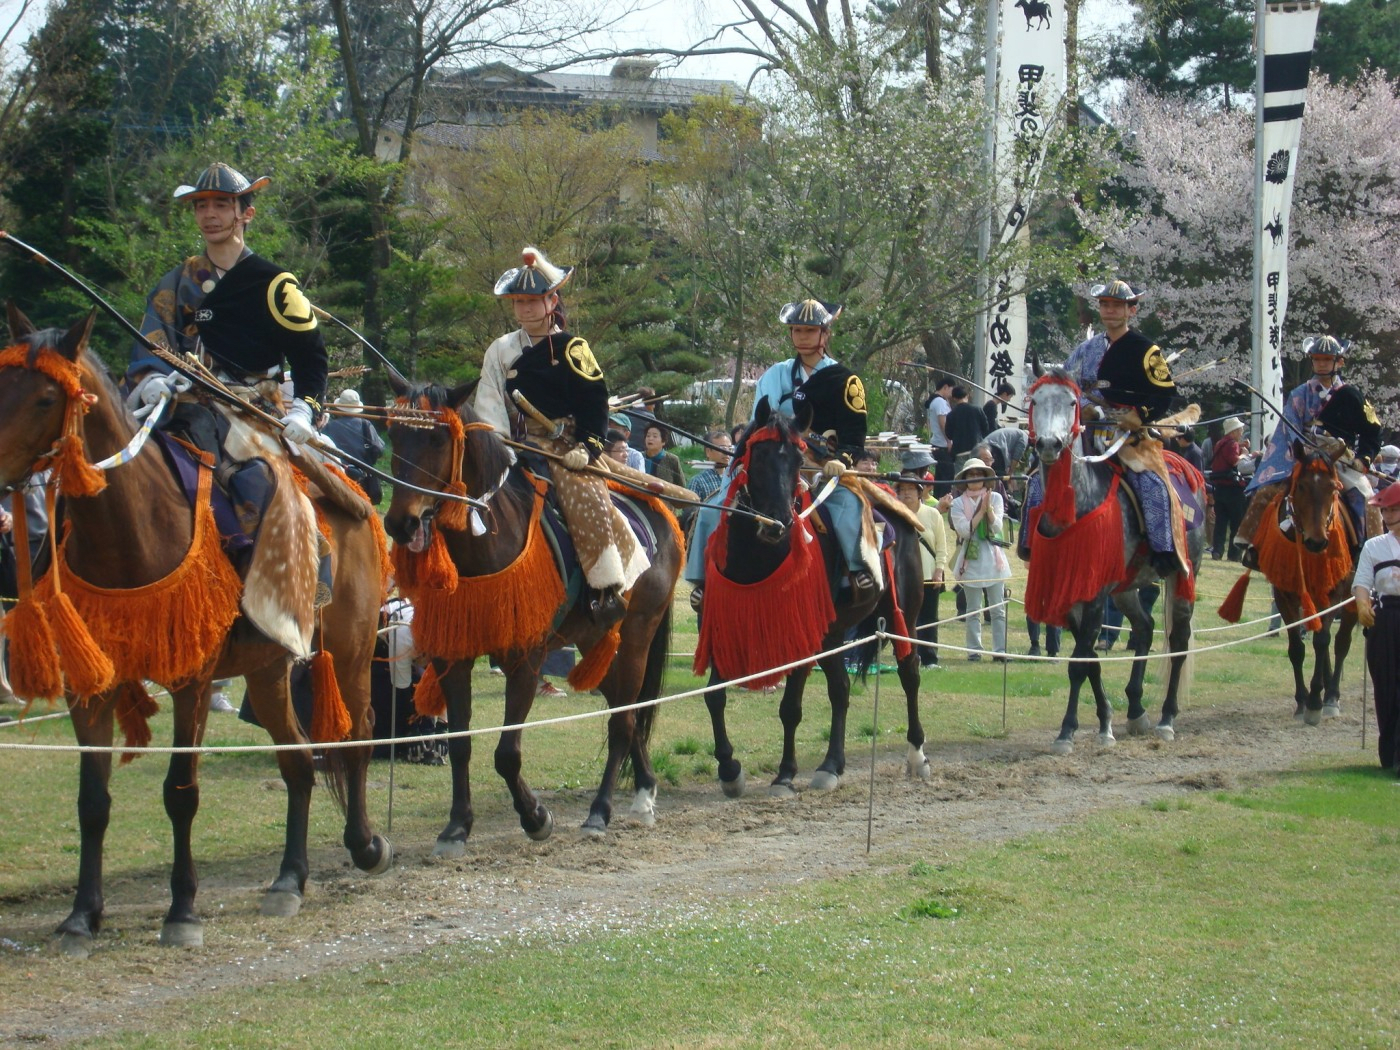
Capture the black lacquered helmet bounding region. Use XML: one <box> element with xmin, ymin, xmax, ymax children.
<box><xmin>173</xmin><ymin>162</ymin><xmax>271</xmax><ymax>201</ymax></box>
<box><xmin>778</xmin><ymin>298</ymin><xmax>842</xmax><ymax>328</ymax></box>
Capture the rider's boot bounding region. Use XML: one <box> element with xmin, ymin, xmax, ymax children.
<box><xmin>849</xmin><ymin>569</ymin><xmax>879</xmax><ymax>602</ymax></box>
<box><xmin>588</xmin><ymin>585</ymin><xmax>627</xmax><ymax>629</ymax></box>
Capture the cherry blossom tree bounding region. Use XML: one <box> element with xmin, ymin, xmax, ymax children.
<box><xmin>1078</xmin><ymin>72</ymin><xmax>1400</xmax><ymax>422</ymax></box>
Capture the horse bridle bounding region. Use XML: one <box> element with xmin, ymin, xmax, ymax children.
<box><xmin>725</xmin><ymin>423</ymin><xmax>807</xmax><ymax>535</ymax></box>
<box><xmin>1284</xmin><ymin>452</ymin><xmax>1342</xmax><ymax>537</ymax></box>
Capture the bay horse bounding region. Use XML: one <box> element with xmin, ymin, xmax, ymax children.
<box><xmin>696</xmin><ymin>399</ymin><xmax>929</xmax><ymax>797</ymax></box>
<box><xmin>1219</xmin><ymin>440</ymin><xmax>1358</xmax><ymax>724</ymax></box>
<box><xmin>0</xmin><ymin>311</ymin><xmax>388</xmax><ymax>957</ymax></box>
<box><xmin>382</xmin><ymin>375</ymin><xmax>679</xmax><ymax>844</ymax></box>
<box><xmin>1024</xmin><ymin>369</ymin><xmax>1203</xmax><ymax>754</ymax></box>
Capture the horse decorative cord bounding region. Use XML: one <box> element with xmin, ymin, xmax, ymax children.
<box><xmin>1024</xmin><ymin>369</ymin><xmax>1204</xmax><ymax>754</ymax></box>
<box><xmin>696</xmin><ymin>400</ymin><xmax>930</xmax><ymax>797</ymax></box>
<box><xmin>1217</xmin><ymin>441</ymin><xmax>1357</xmax><ymax>723</ymax></box>
<box><xmin>0</xmin><ymin>309</ymin><xmax>390</xmax><ymax>957</ymax></box>
<box><xmin>383</xmin><ymin>374</ymin><xmax>682</xmax><ymax>842</ymax></box>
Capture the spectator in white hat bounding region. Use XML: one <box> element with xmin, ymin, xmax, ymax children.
<box><xmin>1208</xmin><ymin>416</ymin><xmax>1250</xmax><ymax>560</ymax></box>
<box><xmin>1374</xmin><ymin>444</ymin><xmax>1400</xmax><ymax>480</ymax></box>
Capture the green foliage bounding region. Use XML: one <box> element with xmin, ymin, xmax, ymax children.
<box><xmin>1316</xmin><ymin>0</ymin><xmax>1400</xmax><ymax>82</ymax></box>
<box><xmin>1108</xmin><ymin>0</ymin><xmax>1255</xmax><ymax>110</ymax></box>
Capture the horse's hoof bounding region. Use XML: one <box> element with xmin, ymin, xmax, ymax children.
<box><xmin>1304</xmin><ymin>709</ymin><xmax>1322</xmax><ymax>727</ymax></box>
<box><xmin>1051</xmin><ymin>738</ymin><xmax>1074</xmax><ymax>756</ymax></box>
<box><xmin>720</xmin><ymin>771</ymin><xmax>747</xmax><ymax>798</ymax></box>
<box><xmin>1154</xmin><ymin>725</ymin><xmax>1176</xmax><ymax>742</ymax></box>
<box><xmin>809</xmin><ymin>771</ymin><xmax>841</xmax><ymax>792</ymax></box>
<box><xmin>1322</xmin><ymin>703</ymin><xmax>1341</xmax><ymax>720</ymax></box>
<box><xmin>525</xmin><ymin>806</ymin><xmax>555</xmax><ymax>841</ymax></box>
<box><xmin>1127</xmin><ymin>714</ymin><xmax>1153</xmax><ymax>737</ymax></box>
<box><xmin>54</xmin><ymin>932</ymin><xmax>93</xmax><ymax>959</ymax></box>
<box><xmin>580</xmin><ymin>812</ymin><xmax>608</xmax><ymax>837</ymax></box>
<box><xmin>159</xmin><ymin>921</ymin><xmax>203</xmax><ymax>948</ymax></box>
<box><xmin>260</xmin><ymin>890</ymin><xmax>303</xmax><ymax>919</ymax></box>
<box><xmin>432</xmin><ymin>837</ymin><xmax>467</xmax><ymax>860</ymax></box>
<box><xmin>906</xmin><ymin>744</ymin><xmax>931</xmax><ymax>780</ymax></box>
<box><xmin>629</xmin><ymin>787</ymin><xmax>657</xmax><ymax>827</ymax></box>
<box><xmin>1293</xmin><ymin>705</ymin><xmax>1306</xmax><ymax>722</ymax></box>
<box><xmin>1097</xmin><ymin>731</ymin><xmax>1116</xmax><ymax>748</ymax></box>
<box><xmin>768</xmin><ymin>781</ymin><xmax>798</xmax><ymax>799</ymax></box>
<box><xmin>363</xmin><ymin>834</ymin><xmax>393</xmax><ymax>875</ymax></box>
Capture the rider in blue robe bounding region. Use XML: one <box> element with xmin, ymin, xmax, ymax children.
<box><xmin>1236</xmin><ymin>336</ymin><xmax>1382</xmax><ymax>565</ymax></box>
<box><xmin>685</xmin><ymin>299</ymin><xmax>872</xmax><ymax>606</ymax></box>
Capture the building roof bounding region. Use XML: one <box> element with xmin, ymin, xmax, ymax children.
<box><xmin>429</xmin><ymin>60</ymin><xmax>748</xmax><ymax>116</ymax></box>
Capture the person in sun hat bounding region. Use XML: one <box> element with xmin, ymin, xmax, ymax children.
<box><xmin>1352</xmin><ymin>480</ymin><xmax>1400</xmax><ymax>775</ymax></box>
<box><xmin>1372</xmin><ymin>444</ymin><xmax>1400</xmax><ymax>480</ymax></box>
<box><xmin>950</xmin><ymin>458</ymin><xmax>1011</xmax><ymax>662</ymax></box>
<box><xmin>1236</xmin><ymin>334</ymin><xmax>1382</xmax><ymax>568</ymax></box>
<box><xmin>1208</xmin><ymin>416</ymin><xmax>1250</xmax><ymax>560</ymax></box>
<box><xmin>125</xmin><ymin>162</ymin><xmax>327</xmax><ymax>453</ymax></box>
<box><xmin>896</xmin><ymin>447</ymin><xmax>951</xmax><ymax>667</ymax></box>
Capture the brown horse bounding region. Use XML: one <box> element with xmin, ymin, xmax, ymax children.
<box><xmin>0</xmin><ymin>311</ymin><xmax>388</xmax><ymax>957</ymax></box>
<box><xmin>1225</xmin><ymin>441</ymin><xmax>1358</xmax><ymax>724</ymax></box>
<box><xmin>383</xmin><ymin>375</ymin><xmax>680</xmax><ymax>844</ymax></box>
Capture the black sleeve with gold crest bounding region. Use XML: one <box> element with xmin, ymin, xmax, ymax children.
<box><xmin>194</xmin><ymin>253</ymin><xmax>327</xmax><ymax>406</ymax></box>
<box><xmin>1319</xmin><ymin>384</ymin><xmax>1383</xmax><ymax>464</ymax></box>
<box><xmin>791</xmin><ymin>363</ymin><xmax>868</xmax><ymax>462</ymax></box>
<box><xmin>505</xmin><ymin>331</ymin><xmax>611</xmax><ymax>455</ymax></box>
<box><xmin>1096</xmin><ymin>329</ymin><xmax>1176</xmax><ymax>423</ymax></box>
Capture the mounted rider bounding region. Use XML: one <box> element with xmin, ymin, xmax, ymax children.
<box><xmin>473</xmin><ymin>247</ymin><xmax>648</xmax><ymax>627</ymax></box>
<box><xmin>685</xmin><ymin>297</ymin><xmax>877</xmax><ymax>607</ymax></box>
<box><xmin>1055</xmin><ymin>280</ymin><xmax>1186</xmax><ymax>577</ymax></box>
<box><xmin>126</xmin><ymin>163</ymin><xmax>327</xmax><ymax>456</ymax></box>
<box><xmin>1235</xmin><ymin>335</ymin><xmax>1382</xmax><ymax>567</ymax></box>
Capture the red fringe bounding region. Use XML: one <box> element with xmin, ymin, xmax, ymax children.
<box><xmin>114</xmin><ymin>681</ymin><xmax>159</xmax><ymax>765</ymax></box>
<box><xmin>311</xmin><ymin>649</ymin><xmax>353</xmax><ymax>743</ymax></box>
<box><xmin>569</xmin><ymin>625</ymin><xmax>621</xmax><ymax>692</ymax></box>
<box><xmin>694</xmin><ymin>518</ymin><xmax>836</xmax><ymax>688</ymax></box>
<box><xmin>1024</xmin><ymin>475</ymin><xmax>1129</xmax><ymax>627</ymax></box>
<box><xmin>1039</xmin><ymin>451</ymin><xmax>1077</xmax><ymax>531</ymax></box>
<box><xmin>414</xmin><ymin>662</ymin><xmax>447</xmax><ymax>719</ymax></box>
<box><xmin>2</xmin><ymin>596</ymin><xmax>63</xmax><ymax>701</ymax></box>
<box><xmin>1217</xmin><ymin>571</ymin><xmax>1252</xmax><ymax>624</ymax></box>
<box><xmin>46</xmin><ymin>590</ymin><xmax>115</xmax><ymax>699</ymax></box>
<box><xmin>1254</xmin><ymin>492</ymin><xmax>1352</xmax><ymax>634</ymax></box>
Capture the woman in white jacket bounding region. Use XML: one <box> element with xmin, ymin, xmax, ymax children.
<box><xmin>950</xmin><ymin>459</ymin><xmax>1012</xmax><ymax>661</ymax></box>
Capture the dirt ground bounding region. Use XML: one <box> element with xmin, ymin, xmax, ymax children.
<box><xmin>0</xmin><ymin>689</ymin><xmax>1377</xmax><ymax>1046</ymax></box>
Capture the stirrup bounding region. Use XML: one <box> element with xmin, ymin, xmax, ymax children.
<box><xmin>849</xmin><ymin>569</ymin><xmax>878</xmax><ymax>601</ymax></box>
<box><xmin>1240</xmin><ymin>545</ymin><xmax>1259</xmax><ymax>571</ymax></box>
<box><xmin>689</xmin><ymin>586</ymin><xmax>703</xmax><ymax>614</ymax></box>
<box><xmin>588</xmin><ymin>586</ymin><xmax>626</xmax><ymax>628</ymax></box>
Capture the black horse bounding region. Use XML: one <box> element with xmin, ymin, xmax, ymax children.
<box><xmin>697</xmin><ymin>401</ymin><xmax>929</xmax><ymax>797</ymax></box>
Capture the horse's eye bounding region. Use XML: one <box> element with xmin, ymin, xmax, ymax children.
<box><xmin>34</xmin><ymin>395</ymin><xmax>56</xmax><ymax>410</ymax></box>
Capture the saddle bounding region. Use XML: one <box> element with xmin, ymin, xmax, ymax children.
<box><xmin>1111</xmin><ymin>406</ymin><xmax>1205</xmax><ymax>575</ymax></box>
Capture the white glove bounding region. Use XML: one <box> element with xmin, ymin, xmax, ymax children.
<box><xmin>561</xmin><ymin>448</ymin><xmax>590</xmax><ymax>470</ymax></box>
<box><xmin>280</xmin><ymin>399</ymin><xmax>316</xmax><ymax>445</ymax></box>
<box><xmin>126</xmin><ymin>371</ymin><xmax>192</xmax><ymax>416</ymax></box>
<box><xmin>822</xmin><ymin>458</ymin><xmax>847</xmax><ymax>478</ymax></box>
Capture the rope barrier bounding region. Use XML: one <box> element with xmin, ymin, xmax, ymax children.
<box><xmin>0</xmin><ymin>593</ymin><xmax>1359</xmax><ymax>757</ymax></box>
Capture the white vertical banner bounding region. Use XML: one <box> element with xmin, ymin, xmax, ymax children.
<box><xmin>979</xmin><ymin>0</ymin><xmax>1065</xmax><ymax>400</ymax></box>
<box><xmin>1251</xmin><ymin>0</ymin><xmax>1321</xmax><ymax>445</ymax></box>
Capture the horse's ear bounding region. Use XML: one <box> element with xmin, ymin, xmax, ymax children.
<box><xmin>7</xmin><ymin>302</ymin><xmax>35</xmax><ymax>340</ymax></box>
<box><xmin>753</xmin><ymin>395</ymin><xmax>771</xmax><ymax>428</ymax></box>
<box><xmin>386</xmin><ymin>366</ymin><xmax>411</xmax><ymax>399</ymax></box>
<box><xmin>57</xmin><ymin>311</ymin><xmax>97</xmax><ymax>362</ymax></box>
<box><xmin>446</xmin><ymin>379</ymin><xmax>478</xmax><ymax>410</ymax></box>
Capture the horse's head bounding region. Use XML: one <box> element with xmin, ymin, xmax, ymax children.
<box><xmin>1027</xmin><ymin>368</ymin><xmax>1081</xmax><ymax>467</ymax></box>
<box><xmin>0</xmin><ymin>305</ymin><xmax>98</xmax><ymax>498</ymax></box>
<box><xmin>1288</xmin><ymin>438</ymin><xmax>1344</xmax><ymax>554</ymax></box>
<box><xmin>732</xmin><ymin>397</ymin><xmax>806</xmax><ymax>545</ymax></box>
<box><xmin>382</xmin><ymin>369</ymin><xmax>483</xmax><ymax>550</ymax></box>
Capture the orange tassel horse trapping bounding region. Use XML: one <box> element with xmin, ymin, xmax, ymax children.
<box><xmin>0</xmin><ymin>310</ymin><xmax>389</xmax><ymax>957</ymax></box>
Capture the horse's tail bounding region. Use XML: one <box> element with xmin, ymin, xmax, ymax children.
<box><xmin>633</xmin><ymin>602</ymin><xmax>672</xmax><ymax>756</ymax></box>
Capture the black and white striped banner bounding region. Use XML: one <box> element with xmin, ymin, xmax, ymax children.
<box><xmin>1252</xmin><ymin>0</ymin><xmax>1321</xmax><ymax>443</ymax></box>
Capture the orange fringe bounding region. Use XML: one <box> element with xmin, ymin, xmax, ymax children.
<box><xmin>290</xmin><ymin>468</ymin><xmax>335</xmax><ymax>544</ymax></box>
<box><xmin>113</xmin><ymin>681</ymin><xmax>159</xmax><ymax>765</ymax></box>
<box><xmin>1254</xmin><ymin>492</ymin><xmax>1352</xmax><ymax>633</ymax></box>
<box><xmin>310</xmin><ymin>650</ymin><xmax>353</xmax><ymax>743</ymax></box>
<box><xmin>400</xmin><ymin>482</ymin><xmax>564</xmax><ymax>661</ymax></box>
<box><xmin>46</xmin><ymin>591</ymin><xmax>115</xmax><ymax>698</ymax></box>
<box><xmin>569</xmin><ymin>625</ymin><xmax>621</xmax><ymax>692</ymax></box>
<box><xmin>3</xmin><ymin>597</ymin><xmax>63</xmax><ymax>701</ymax></box>
<box><xmin>1218</xmin><ymin>571</ymin><xmax>1252</xmax><ymax>624</ymax></box>
<box><xmin>35</xmin><ymin>463</ymin><xmax>242</xmax><ymax>688</ymax></box>
<box><xmin>391</xmin><ymin>529</ymin><xmax>459</xmax><ymax>593</ymax></box>
<box><xmin>604</xmin><ymin>479</ymin><xmax>687</xmax><ymax>563</ymax></box>
<box><xmin>0</xmin><ymin>345</ymin><xmax>106</xmax><ymax>498</ymax></box>
<box><xmin>414</xmin><ymin>662</ymin><xmax>447</xmax><ymax>719</ymax></box>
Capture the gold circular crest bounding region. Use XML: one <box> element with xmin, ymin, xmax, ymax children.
<box><xmin>564</xmin><ymin>337</ymin><xmax>603</xmax><ymax>381</ymax></box>
<box><xmin>1144</xmin><ymin>345</ymin><xmax>1173</xmax><ymax>387</ymax></box>
<box><xmin>1364</xmin><ymin>400</ymin><xmax>1380</xmax><ymax>426</ymax></box>
<box><xmin>266</xmin><ymin>273</ymin><xmax>318</xmax><ymax>333</ymax></box>
<box><xmin>843</xmin><ymin>374</ymin><xmax>868</xmax><ymax>414</ymax></box>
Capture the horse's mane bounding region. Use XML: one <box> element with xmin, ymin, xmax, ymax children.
<box><xmin>407</xmin><ymin>382</ymin><xmax>515</xmax><ymax>489</ymax></box>
<box><xmin>735</xmin><ymin>409</ymin><xmax>803</xmax><ymax>460</ymax></box>
<box><xmin>1029</xmin><ymin>366</ymin><xmax>1077</xmax><ymax>394</ymax></box>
